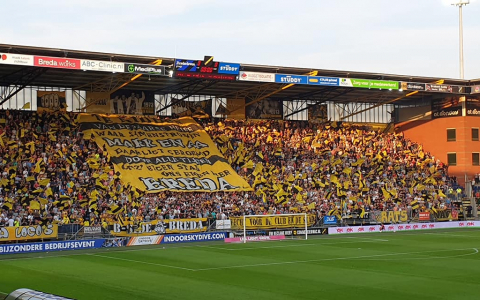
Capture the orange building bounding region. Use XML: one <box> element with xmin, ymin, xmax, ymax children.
<box><xmin>395</xmin><ymin>99</ymin><xmax>480</xmax><ymax>187</ymax></box>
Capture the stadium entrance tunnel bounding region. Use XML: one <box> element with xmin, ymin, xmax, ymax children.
<box><xmin>5</xmin><ymin>288</ymin><xmax>75</xmax><ymax>300</ymax></box>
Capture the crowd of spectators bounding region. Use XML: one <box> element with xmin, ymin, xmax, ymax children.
<box><xmin>0</xmin><ymin>110</ymin><xmax>462</xmax><ymax>228</ymax></box>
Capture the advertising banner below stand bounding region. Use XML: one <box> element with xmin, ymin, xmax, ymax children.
<box><xmin>125</xmin><ymin>63</ymin><xmax>166</xmax><ymax>76</ymax></box>
<box><xmin>328</xmin><ymin>221</ymin><xmax>479</xmax><ymax>235</ymax></box>
<box><xmin>225</xmin><ymin>235</ymin><xmax>285</xmax><ymax>243</ymax></box>
<box><xmin>268</xmin><ymin>228</ymin><xmax>326</xmax><ymax>236</ymax></box>
<box><xmin>0</xmin><ymin>239</ymin><xmax>105</xmax><ymax>255</ymax></box>
<box><xmin>162</xmin><ymin>232</ymin><xmax>227</xmax><ymax>244</ymax></box>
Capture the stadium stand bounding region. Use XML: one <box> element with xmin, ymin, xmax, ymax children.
<box><xmin>0</xmin><ymin>109</ymin><xmax>463</xmax><ymax>229</ymax></box>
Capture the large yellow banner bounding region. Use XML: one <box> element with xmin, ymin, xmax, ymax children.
<box><xmin>78</xmin><ymin>114</ymin><xmax>252</xmax><ymax>192</ymax></box>
<box><xmin>0</xmin><ymin>224</ymin><xmax>58</xmax><ymax>241</ymax></box>
<box><xmin>229</xmin><ymin>215</ymin><xmax>316</xmax><ymax>230</ymax></box>
<box><xmin>109</xmin><ymin>218</ymin><xmax>209</xmax><ymax>236</ymax></box>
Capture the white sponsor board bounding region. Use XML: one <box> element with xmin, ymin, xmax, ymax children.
<box><xmin>328</xmin><ymin>221</ymin><xmax>480</xmax><ymax>235</ymax></box>
<box><xmin>216</xmin><ymin>220</ymin><xmax>231</xmax><ymax>230</ymax></box>
<box><xmin>127</xmin><ymin>235</ymin><xmax>163</xmax><ymax>246</ymax></box>
<box><xmin>0</xmin><ymin>53</ymin><xmax>34</xmax><ymax>66</ymax></box>
<box><xmin>83</xmin><ymin>226</ymin><xmax>102</xmax><ymax>234</ymax></box>
<box><xmin>81</xmin><ymin>59</ymin><xmax>124</xmax><ymax>72</ymax></box>
<box><xmin>238</xmin><ymin>71</ymin><xmax>275</xmax><ymax>82</ymax></box>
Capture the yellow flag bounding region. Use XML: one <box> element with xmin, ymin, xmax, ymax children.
<box><xmin>29</xmin><ymin>200</ymin><xmax>40</xmax><ymax>210</ymax></box>
<box><xmin>22</xmin><ymin>102</ymin><xmax>31</xmax><ymax>109</ymax></box>
<box><xmin>252</xmin><ymin>163</ymin><xmax>263</xmax><ymax>176</ymax></box>
<box><xmin>382</xmin><ymin>188</ymin><xmax>391</xmax><ymax>200</ymax></box>
<box><xmin>39</xmin><ymin>178</ymin><xmax>50</xmax><ymax>186</ymax></box>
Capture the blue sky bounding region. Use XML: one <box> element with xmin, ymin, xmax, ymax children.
<box><xmin>2</xmin><ymin>0</ymin><xmax>479</xmax><ymax>79</ymax></box>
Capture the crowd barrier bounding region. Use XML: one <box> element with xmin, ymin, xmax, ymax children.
<box><xmin>328</xmin><ymin>220</ymin><xmax>480</xmax><ymax>235</ymax></box>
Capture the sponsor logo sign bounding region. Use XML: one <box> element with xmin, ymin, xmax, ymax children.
<box><xmin>238</xmin><ymin>71</ymin><xmax>275</xmax><ymax>82</ymax></box>
<box><xmin>419</xmin><ymin>212</ymin><xmax>431</xmax><ymax>221</ymax></box>
<box><xmin>432</xmin><ymin>96</ymin><xmax>462</xmax><ymax>118</ymax></box>
<box><xmin>472</xmin><ymin>85</ymin><xmax>480</xmax><ymax>94</ymax></box>
<box><xmin>0</xmin><ymin>239</ymin><xmax>104</xmax><ymax>255</ymax></box>
<box><xmin>400</xmin><ymin>82</ymin><xmax>426</xmax><ymax>91</ymax></box>
<box><xmin>174</xmin><ymin>59</ymin><xmax>198</xmax><ymax>71</ymax></box>
<box><xmin>466</xmin><ymin>97</ymin><xmax>480</xmax><ymax>116</ymax></box>
<box><xmin>125</xmin><ymin>63</ymin><xmax>166</xmax><ymax>75</ymax></box>
<box><xmin>308</xmin><ymin>76</ymin><xmax>339</xmax><ymax>86</ymax></box>
<box><xmin>275</xmin><ymin>74</ymin><xmax>308</xmax><ymax>84</ymax></box>
<box><xmin>340</xmin><ymin>78</ymin><xmax>399</xmax><ymax>90</ymax></box>
<box><xmin>323</xmin><ymin>215</ymin><xmax>338</xmax><ymax>225</ymax></box>
<box><xmin>34</xmin><ymin>56</ymin><xmax>81</xmax><ymax>69</ymax></box>
<box><xmin>81</xmin><ymin>59</ymin><xmax>124</xmax><ymax>72</ymax></box>
<box><xmin>83</xmin><ymin>226</ymin><xmax>102</xmax><ymax>234</ymax></box>
<box><xmin>229</xmin><ymin>214</ymin><xmax>316</xmax><ymax>230</ymax></box>
<box><xmin>162</xmin><ymin>232</ymin><xmax>227</xmax><ymax>244</ymax></box>
<box><xmin>328</xmin><ymin>221</ymin><xmax>480</xmax><ymax>235</ymax></box>
<box><xmin>269</xmin><ymin>229</ymin><xmax>325</xmax><ymax>236</ymax></box>
<box><xmin>224</xmin><ymin>235</ymin><xmax>285</xmax><ymax>243</ymax></box>
<box><xmin>0</xmin><ymin>53</ymin><xmax>34</xmax><ymax>66</ymax></box>
<box><xmin>0</xmin><ymin>224</ymin><xmax>58</xmax><ymax>242</ymax></box>
<box><xmin>216</xmin><ymin>220</ymin><xmax>232</xmax><ymax>230</ymax></box>
<box><xmin>425</xmin><ymin>84</ymin><xmax>460</xmax><ymax>93</ymax></box>
<box><xmin>127</xmin><ymin>235</ymin><xmax>164</xmax><ymax>246</ymax></box>
<box><xmin>218</xmin><ymin>62</ymin><xmax>240</xmax><ymax>75</ymax></box>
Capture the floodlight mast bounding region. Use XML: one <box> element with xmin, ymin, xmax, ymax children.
<box><xmin>452</xmin><ymin>0</ymin><xmax>469</xmax><ymax>79</ymax></box>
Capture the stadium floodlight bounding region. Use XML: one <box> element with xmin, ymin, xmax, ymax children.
<box><xmin>451</xmin><ymin>0</ymin><xmax>469</xmax><ymax>79</ymax></box>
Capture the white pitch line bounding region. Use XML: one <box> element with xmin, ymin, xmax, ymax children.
<box><xmin>221</xmin><ymin>239</ymin><xmax>389</xmax><ymax>251</ymax></box>
<box><xmin>193</xmin><ymin>248</ymin><xmax>478</xmax><ymax>271</ymax></box>
<box><xmin>423</xmin><ymin>232</ymin><xmax>480</xmax><ymax>238</ymax></box>
<box><xmin>361</xmin><ymin>248</ymin><xmax>478</xmax><ymax>261</ymax></box>
<box><xmin>88</xmin><ymin>253</ymin><xmax>196</xmax><ymax>271</ymax></box>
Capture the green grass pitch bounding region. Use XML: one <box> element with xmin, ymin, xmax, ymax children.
<box><xmin>1</xmin><ymin>229</ymin><xmax>480</xmax><ymax>300</ymax></box>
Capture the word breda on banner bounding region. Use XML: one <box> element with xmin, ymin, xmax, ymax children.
<box><xmin>79</xmin><ymin>114</ymin><xmax>252</xmax><ymax>192</ymax></box>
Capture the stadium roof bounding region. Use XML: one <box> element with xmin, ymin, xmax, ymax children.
<box><xmin>0</xmin><ymin>43</ymin><xmax>476</xmax><ymax>111</ymax></box>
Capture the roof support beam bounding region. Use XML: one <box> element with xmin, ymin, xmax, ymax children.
<box><xmin>0</xmin><ymin>67</ymin><xmax>47</xmax><ymax>106</ymax></box>
<box><xmin>283</xmin><ymin>88</ymin><xmax>353</xmax><ymax>118</ymax></box>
